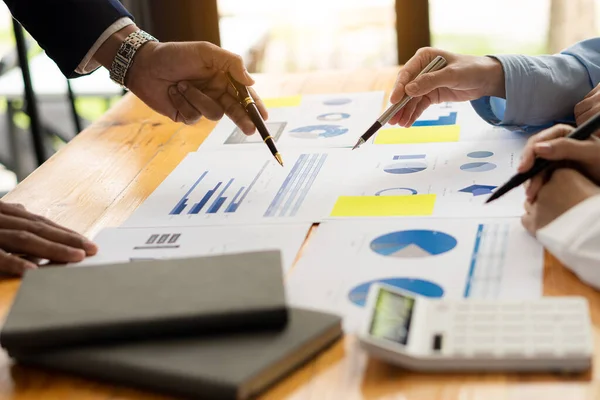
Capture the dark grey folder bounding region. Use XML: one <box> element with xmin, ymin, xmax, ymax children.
<box><xmin>1</xmin><ymin>251</ymin><xmax>287</xmax><ymax>354</ymax></box>
<box><xmin>17</xmin><ymin>308</ymin><xmax>342</xmax><ymax>400</ymax></box>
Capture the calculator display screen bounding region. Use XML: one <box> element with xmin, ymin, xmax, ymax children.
<box><xmin>369</xmin><ymin>287</ymin><xmax>415</xmax><ymax>345</ymax></box>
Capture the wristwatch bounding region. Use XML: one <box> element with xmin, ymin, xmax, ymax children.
<box><xmin>109</xmin><ymin>29</ymin><xmax>158</xmax><ymax>88</ymax></box>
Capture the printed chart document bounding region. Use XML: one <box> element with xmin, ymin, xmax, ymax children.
<box><xmin>199</xmin><ymin>91</ymin><xmax>385</xmax><ymax>150</ymax></box>
<box><xmin>72</xmin><ymin>224</ymin><xmax>309</xmax><ymax>273</ymax></box>
<box><xmin>286</xmin><ymin>218</ymin><xmax>543</xmax><ymax>332</ymax></box>
<box><xmin>375</xmin><ymin>101</ymin><xmax>528</xmax><ymax>145</ymax></box>
<box><xmin>123</xmin><ymin>149</ymin><xmax>348</xmax><ymax>227</ymax></box>
<box><xmin>328</xmin><ymin>140</ymin><xmax>526</xmax><ymax>219</ymax></box>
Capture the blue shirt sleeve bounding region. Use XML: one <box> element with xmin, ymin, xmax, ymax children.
<box><xmin>471</xmin><ymin>37</ymin><xmax>600</xmax><ymax>132</ymax></box>
<box><xmin>4</xmin><ymin>0</ymin><xmax>133</xmax><ymax>78</ymax></box>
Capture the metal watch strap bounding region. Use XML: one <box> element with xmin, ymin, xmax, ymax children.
<box><xmin>109</xmin><ymin>30</ymin><xmax>158</xmax><ymax>87</ymax></box>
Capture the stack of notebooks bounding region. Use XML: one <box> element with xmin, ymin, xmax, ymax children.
<box><xmin>0</xmin><ymin>251</ymin><xmax>342</xmax><ymax>399</ymax></box>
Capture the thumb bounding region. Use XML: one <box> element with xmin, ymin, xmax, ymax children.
<box><xmin>405</xmin><ymin>69</ymin><xmax>454</xmax><ymax>97</ymax></box>
<box><xmin>533</xmin><ymin>138</ymin><xmax>598</xmax><ymax>165</ymax></box>
<box><xmin>212</xmin><ymin>48</ymin><xmax>254</xmax><ymax>86</ymax></box>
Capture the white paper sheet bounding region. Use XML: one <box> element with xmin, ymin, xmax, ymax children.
<box><xmin>286</xmin><ymin>218</ymin><xmax>544</xmax><ymax>332</ymax></box>
<box><xmin>73</xmin><ymin>224</ymin><xmax>310</xmax><ymax>273</ymax></box>
<box><xmin>198</xmin><ymin>91</ymin><xmax>385</xmax><ymax>150</ymax></box>
<box><xmin>328</xmin><ymin>140</ymin><xmax>527</xmax><ymax>219</ymax></box>
<box><xmin>123</xmin><ymin>149</ymin><xmax>349</xmax><ymax>227</ymax></box>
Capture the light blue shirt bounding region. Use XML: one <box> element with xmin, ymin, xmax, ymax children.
<box><xmin>470</xmin><ymin>38</ymin><xmax>600</xmax><ymax>133</ymax></box>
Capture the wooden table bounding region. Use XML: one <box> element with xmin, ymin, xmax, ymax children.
<box><xmin>1</xmin><ymin>68</ymin><xmax>599</xmax><ymax>400</ymax></box>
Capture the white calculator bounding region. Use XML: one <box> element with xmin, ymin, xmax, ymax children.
<box><xmin>358</xmin><ymin>283</ymin><xmax>593</xmax><ymax>372</ymax></box>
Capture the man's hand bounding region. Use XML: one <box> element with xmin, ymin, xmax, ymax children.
<box><xmin>0</xmin><ymin>202</ymin><xmax>97</xmax><ymax>276</ymax></box>
<box><xmin>522</xmin><ymin>168</ymin><xmax>600</xmax><ymax>235</ymax></box>
<box><xmin>517</xmin><ymin>124</ymin><xmax>600</xmax><ymax>202</ymax></box>
<box><xmin>574</xmin><ymin>84</ymin><xmax>600</xmax><ymax>126</ymax></box>
<box><xmin>389</xmin><ymin>47</ymin><xmax>505</xmax><ymax>127</ymax></box>
<box><xmin>94</xmin><ymin>26</ymin><xmax>268</xmax><ymax>135</ymax></box>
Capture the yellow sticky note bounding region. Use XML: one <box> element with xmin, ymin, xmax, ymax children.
<box><xmin>330</xmin><ymin>194</ymin><xmax>436</xmax><ymax>217</ymax></box>
<box><xmin>374</xmin><ymin>125</ymin><xmax>460</xmax><ymax>144</ymax></box>
<box><xmin>262</xmin><ymin>95</ymin><xmax>303</xmax><ymax>108</ymax></box>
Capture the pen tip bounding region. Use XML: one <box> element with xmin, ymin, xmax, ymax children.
<box><xmin>275</xmin><ymin>153</ymin><xmax>284</xmax><ymax>167</ymax></box>
<box><xmin>352</xmin><ymin>140</ymin><xmax>362</xmax><ymax>150</ymax></box>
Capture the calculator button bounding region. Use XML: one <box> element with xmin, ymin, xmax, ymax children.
<box><xmin>432</xmin><ymin>334</ymin><xmax>443</xmax><ymax>351</ymax></box>
<box><xmin>502</xmin><ymin>335</ymin><xmax>525</xmax><ymax>344</ymax></box>
<box><xmin>501</xmin><ymin>304</ymin><xmax>524</xmax><ymax>312</ymax></box>
<box><xmin>532</xmin><ymin>335</ymin><xmax>555</xmax><ymax>344</ymax></box>
<box><xmin>470</xmin><ymin>324</ymin><xmax>497</xmax><ymax>333</ymax></box>
<box><xmin>532</xmin><ymin>324</ymin><xmax>555</xmax><ymax>333</ymax></box>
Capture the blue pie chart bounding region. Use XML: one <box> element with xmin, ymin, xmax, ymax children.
<box><xmin>370</xmin><ymin>230</ymin><xmax>457</xmax><ymax>258</ymax></box>
<box><xmin>349</xmin><ymin>278</ymin><xmax>444</xmax><ymax>307</ymax></box>
<box><xmin>384</xmin><ymin>161</ymin><xmax>427</xmax><ymax>174</ymax></box>
<box><xmin>467</xmin><ymin>151</ymin><xmax>494</xmax><ymax>159</ymax></box>
<box><xmin>317</xmin><ymin>112</ymin><xmax>351</xmax><ymax>121</ymax></box>
<box><xmin>375</xmin><ymin>187</ymin><xmax>417</xmax><ymax>196</ymax></box>
<box><xmin>290</xmin><ymin>124</ymin><xmax>348</xmax><ymax>139</ymax></box>
<box><xmin>460</xmin><ymin>162</ymin><xmax>497</xmax><ymax>172</ymax></box>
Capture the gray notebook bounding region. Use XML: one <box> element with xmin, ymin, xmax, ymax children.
<box><xmin>18</xmin><ymin>308</ymin><xmax>342</xmax><ymax>400</ymax></box>
<box><xmin>1</xmin><ymin>251</ymin><xmax>287</xmax><ymax>354</ymax></box>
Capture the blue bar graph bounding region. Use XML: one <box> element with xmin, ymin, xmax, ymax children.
<box><xmin>264</xmin><ymin>153</ymin><xmax>327</xmax><ymax>218</ymax></box>
<box><xmin>225</xmin><ymin>161</ymin><xmax>269</xmax><ymax>213</ymax></box>
<box><xmin>393</xmin><ymin>154</ymin><xmax>426</xmax><ymax>160</ymax></box>
<box><xmin>169</xmin><ymin>171</ymin><xmax>208</xmax><ymax>215</ymax></box>
<box><xmin>189</xmin><ymin>182</ymin><xmax>221</xmax><ymax>214</ymax></box>
<box><xmin>413</xmin><ymin>112</ymin><xmax>457</xmax><ymax>127</ymax></box>
<box><xmin>207</xmin><ymin>179</ymin><xmax>234</xmax><ymax>214</ymax></box>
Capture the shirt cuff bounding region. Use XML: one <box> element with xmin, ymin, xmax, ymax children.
<box><xmin>75</xmin><ymin>17</ymin><xmax>134</xmax><ymax>75</ymax></box>
<box><xmin>536</xmin><ymin>194</ymin><xmax>600</xmax><ymax>289</ymax></box>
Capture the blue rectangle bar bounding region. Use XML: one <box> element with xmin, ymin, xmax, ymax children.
<box><xmin>393</xmin><ymin>154</ymin><xmax>426</xmax><ymax>160</ymax></box>
<box><xmin>291</xmin><ymin>154</ymin><xmax>327</xmax><ymax>216</ymax></box>
<box><xmin>463</xmin><ymin>224</ymin><xmax>485</xmax><ymax>298</ymax></box>
<box><xmin>225</xmin><ymin>186</ymin><xmax>245</xmax><ymax>213</ymax></box>
<box><xmin>170</xmin><ymin>199</ymin><xmax>188</xmax><ymax>215</ymax></box>
<box><xmin>169</xmin><ymin>171</ymin><xmax>208</xmax><ymax>215</ymax></box>
<box><xmin>207</xmin><ymin>179</ymin><xmax>234</xmax><ymax>214</ymax></box>
<box><xmin>207</xmin><ymin>197</ymin><xmax>227</xmax><ymax>214</ymax></box>
<box><xmin>264</xmin><ymin>154</ymin><xmax>308</xmax><ymax>217</ymax></box>
<box><xmin>280</xmin><ymin>153</ymin><xmax>318</xmax><ymax>217</ymax></box>
<box><xmin>413</xmin><ymin>112</ymin><xmax>457</xmax><ymax>126</ymax></box>
<box><xmin>189</xmin><ymin>186</ymin><xmax>219</xmax><ymax>215</ymax></box>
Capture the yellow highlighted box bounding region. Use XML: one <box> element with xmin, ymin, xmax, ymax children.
<box><xmin>262</xmin><ymin>95</ymin><xmax>303</xmax><ymax>108</ymax></box>
<box><xmin>330</xmin><ymin>194</ymin><xmax>436</xmax><ymax>217</ymax></box>
<box><xmin>374</xmin><ymin>125</ymin><xmax>460</xmax><ymax>144</ymax></box>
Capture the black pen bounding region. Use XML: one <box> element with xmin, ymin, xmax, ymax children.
<box><xmin>352</xmin><ymin>56</ymin><xmax>448</xmax><ymax>150</ymax></box>
<box><xmin>226</xmin><ymin>73</ymin><xmax>283</xmax><ymax>167</ymax></box>
<box><xmin>486</xmin><ymin>111</ymin><xmax>600</xmax><ymax>203</ymax></box>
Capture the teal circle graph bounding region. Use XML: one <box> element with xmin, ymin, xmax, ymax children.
<box><xmin>375</xmin><ymin>188</ymin><xmax>417</xmax><ymax>196</ymax></box>
<box><xmin>384</xmin><ymin>162</ymin><xmax>427</xmax><ymax>174</ymax></box>
<box><xmin>467</xmin><ymin>151</ymin><xmax>494</xmax><ymax>158</ymax></box>
<box><xmin>460</xmin><ymin>162</ymin><xmax>497</xmax><ymax>172</ymax></box>
<box><xmin>348</xmin><ymin>278</ymin><xmax>444</xmax><ymax>307</ymax></box>
<box><xmin>370</xmin><ymin>230</ymin><xmax>457</xmax><ymax>258</ymax></box>
<box><xmin>317</xmin><ymin>112</ymin><xmax>351</xmax><ymax>121</ymax></box>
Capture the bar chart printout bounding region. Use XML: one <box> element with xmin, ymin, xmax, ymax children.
<box><xmin>123</xmin><ymin>149</ymin><xmax>346</xmax><ymax>227</ymax></box>
<box><xmin>166</xmin><ymin>161</ymin><xmax>268</xmax><ymax>217</ymax></box>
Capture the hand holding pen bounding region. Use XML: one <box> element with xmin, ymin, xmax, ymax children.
<box><xmin>486</xmin><ymin>112</ymin><xmax>600</xmax><ymax>203</ymax></box>
<box><xmin>227</xmin><ymin>73</ymin><xmax>284</xmax><ymax>166</ymax></box>
<box><xmin>352</xmin><ymin>56</ymin><xmax>447</xmax><ymax>149</ymax></box>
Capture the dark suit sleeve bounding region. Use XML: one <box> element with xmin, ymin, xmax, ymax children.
<box><xmin>4</xmin><ymin>0</ymin><xmax>133</xmax><ymax>78</ymax></box>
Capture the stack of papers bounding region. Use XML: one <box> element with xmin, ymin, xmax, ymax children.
<box><xmin>76</xmin><ymin>92</ymin><xmax>544</xmax><ymax>333</ymax></box>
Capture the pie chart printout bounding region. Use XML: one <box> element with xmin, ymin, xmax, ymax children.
<box><xmin>460</xmin><ymin>162</ymin><xmax>497</xmax><ymax>172</ymax></box>
<box><xmin>348</xmin><ymin>278</ymin><xmax>445</xmax><ymax>307</ymax></box>
<box><xmin>370</xmin><ymin>230</ymin><xmax>458</xmax><ymax>258</ymax></box>
<box><xmin>383</xmin><ymin>162</ymin><xmax>427</xmax><ymax>174</ymax></box>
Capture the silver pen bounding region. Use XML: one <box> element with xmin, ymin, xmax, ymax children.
<box><xmin>352</xmin><ymin>55</ymin><xmax>448</xmax><ymax>150</ymax></box>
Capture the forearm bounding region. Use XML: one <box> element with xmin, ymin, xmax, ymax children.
<box><xmin>3</xmin><ymin>0</ymin><xmax>133</xmax><ymax>78</ymax></box>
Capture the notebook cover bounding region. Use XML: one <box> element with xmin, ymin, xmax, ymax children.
<box><xmin>16</xmin><ymin>308</ymin><xmax>342</xmax><ymax>400</ymax></box>
<box><xmin>1</xmin><ymin>251</ymin><xmax>287</xmax><ymax>354</ymax></box>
